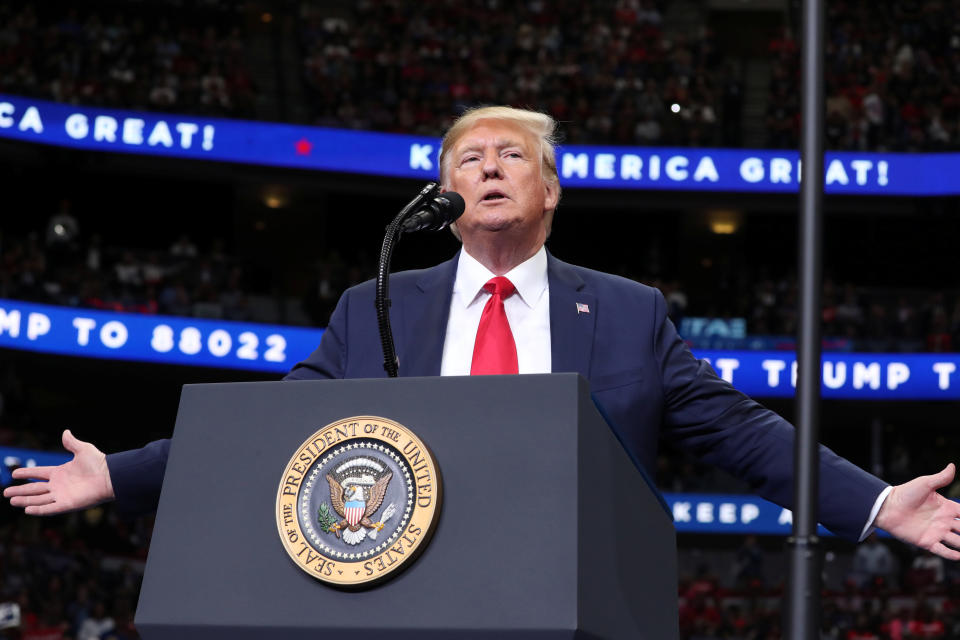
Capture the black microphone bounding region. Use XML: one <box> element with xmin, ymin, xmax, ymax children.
<box><xmin>400</xmin><ymin>192</ymin><xmax>465</xmax><ymax>233</ymax></box>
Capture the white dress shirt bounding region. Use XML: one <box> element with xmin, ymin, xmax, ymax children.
<box><xmin>438</xmin><ymin>245</ymin><xmax>888</xmax><ymax>538</ymax></box>
<box><xmin>440</xmin><ymin>246</ymin><xmax>551</xmax><ymax>376</ymax></box>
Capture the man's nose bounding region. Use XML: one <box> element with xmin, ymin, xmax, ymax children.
<box><xmin>481</xmin><ymin>152</ymin><xmax>503</xmax><ymax>179</ymax></box>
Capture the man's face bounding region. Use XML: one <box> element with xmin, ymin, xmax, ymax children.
<box><xmin>446</xmin><ymin>119</ymin><xmax>558</xmax><ymax>247</ymax></box>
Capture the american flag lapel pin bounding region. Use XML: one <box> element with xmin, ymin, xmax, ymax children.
<box><xmin>576</xmin><ymin>302</ymin><xmax>590</xmax><ymax>314</ymax></box>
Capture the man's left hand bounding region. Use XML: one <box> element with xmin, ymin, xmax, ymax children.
<box><xmin>875</xmin><ymin>463</ymin><xmax>960</xmax><ymax>560</ymax></box>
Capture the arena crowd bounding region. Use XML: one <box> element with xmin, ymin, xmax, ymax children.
<box><xmin>3</xmin><ymin>0</ymin><xmax>959</xmax><ymax>151</ymax></box>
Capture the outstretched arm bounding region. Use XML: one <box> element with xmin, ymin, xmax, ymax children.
<box><xmin>875</xmin><ymin>463</ymin><xmax>960</xmax><ymax>560</ymax></box>
<box><xmin>2</xmin><ymin>430</ymin><xmax>115</xmax><ymax>515</ymax></box>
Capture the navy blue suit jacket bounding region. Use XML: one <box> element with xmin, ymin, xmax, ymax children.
<box><xmin>109</xmin><ymin>252</ymin><xmax>887</xmax><ymax>539</ymax></box>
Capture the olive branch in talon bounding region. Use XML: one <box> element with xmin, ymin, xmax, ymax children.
<box><xmin>317</xmin><ymin>502</ymin><xmax>338</xmax><ymax>533</ymax></box>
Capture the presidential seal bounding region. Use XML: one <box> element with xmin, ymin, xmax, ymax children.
<box><xmin>276</xmin><ymin>416</ymin><xmax>442</xmax><ymax>588</ymax></box>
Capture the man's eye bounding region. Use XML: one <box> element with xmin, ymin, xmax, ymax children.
<box><xmin>462</xmin><ymin>156</ymin><xmax>479</xmax><ymax>164</ymax></box>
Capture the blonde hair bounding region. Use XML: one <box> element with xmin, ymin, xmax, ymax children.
<box><xmin>439</xmin><ymin>106</ymin><xmax>562</xmax><ymax>237</ymax></box>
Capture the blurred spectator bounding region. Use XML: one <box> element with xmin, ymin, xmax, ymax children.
<box><xmin>907</xmin><ymin>602</ymin><xmax>946</xmax><ymax>638</ymax></box>
<box><xmin>85</xmin><ymin>234</ymin><xmax>102</xmax><ymax>273</ymax></box>
<box><xmin>664</xmin><ymin>280</ymin><xmax>689</xmax><ymax>326</ymax></box>
<box><xmin>114</xmin><ymin>251</ymin><xmax>142</xmax><ymax>288</ymax></box>
<box><xmin>169</xmin><ymin>235</ymin><xmax>198</xmax><ymax>260</ymax></box>
<box><xmin>927</xmin><ymin>308</ymin><xmax>953</xmax><ymax>352</ymax></box>
<box><xmin>733</xmin><ymin>535</ymin><xmax>763</xmax><ymax>587</ymax></box>
<box><xmin>846</xmin><ymin>613</ymin><xmax>881</xmax><ymax>639</ymax></box>
<box><xmin>882</xmin><ymin>606</ymin><xmax>911</xmax><ymax>640</ymax></box>
<box><xmin>76</xmin><ymin>601</ymin><xmax>113</xmax><ymax>640</ymax></box>
<box><xmin>850</xmin><ymin>533</ymin><xmax>897</xmax><ymax>589</ymax></box>
<box><xmin>909</xmin><ymin>551</ymin><xmax>945</xmax><ymax>590</ymax></box>
<box><xmin>219</xmin><ymin>266</ymin><xmax>249</xmax><ymax>321</ymax></box>
<box><xmin>835</xmin><ymin>285</ymin><xmax>865</xmax><ymax>337</ymax></box>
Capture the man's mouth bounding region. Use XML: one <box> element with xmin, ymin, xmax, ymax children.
<box><xmin>481</xmin><ymin>191</ymin><xmax>508</xmax><ymax>201</ymax></box>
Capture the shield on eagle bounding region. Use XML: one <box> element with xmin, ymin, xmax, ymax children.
<box><xmin>344</xmin><ymin>488</ymin><xmax>365</xmax><ymax>527</ymax></box>
<box><xmin>344</xmin><ymin>502</ymin><xmax>367</xmax><ymax>527</ymax></box>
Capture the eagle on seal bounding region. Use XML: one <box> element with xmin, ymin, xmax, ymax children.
<box><xmin>325</xmin><ymin>472</ymin><xmax>392</xmax><ymax>544</ymax></box>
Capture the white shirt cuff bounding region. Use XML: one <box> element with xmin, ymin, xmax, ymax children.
<box><xmin>859</xmin><ymin>485</ymin><xmax>893</xmax><ymax>542</ymax></box>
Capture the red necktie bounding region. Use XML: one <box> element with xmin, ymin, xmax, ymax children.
<box><xmin>471</xmin><ymin>276</ymin><xmax>519</xmax><ymax>375</ymax></box>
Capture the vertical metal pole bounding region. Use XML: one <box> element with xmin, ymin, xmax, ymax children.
<box><xmin>787</xmin><ymin>0</ymin><xmax>825</xmax><ymax>637</ymax></box>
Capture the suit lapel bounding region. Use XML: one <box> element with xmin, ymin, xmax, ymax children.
<box><xmin>396</xmin><ymin>254</ymin><xmax>458</xmax><ymax>377</ymax></box>
<box><xmin>548</xmin><ymin>254</ymin><xmax>595</xmax><ymax>377</ymax></box>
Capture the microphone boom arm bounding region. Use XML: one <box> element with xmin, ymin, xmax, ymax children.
<box><xmin>375</xmin><ymin>182</ymin><xmax>441</xmax><ymax>378</ymax></box>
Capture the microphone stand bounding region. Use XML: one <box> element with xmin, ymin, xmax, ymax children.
<box><xmin>376</xmin><ymin>182</ymin><xmax>441</xmax><ymax>378</ymax></box>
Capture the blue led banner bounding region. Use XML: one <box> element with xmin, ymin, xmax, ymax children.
<box><xmin>2</xmin><ymin>448</ymin><xmax>794</xmax><ymax>534</ymax></box>
<box><xmin>2</xmin><ymin>298</ymin><xmax>960</xmax><ymax>398</ymax></box>
<box><xmin>0</xmin><ymin>298</ymin><xmax>323</xmax><ymax>374</ymax></box>
<box><xmin>0</xmin><ymin>447</ymin><xmax>828</xmax><ymax>534</ymax></box>
<box><xmin>0</xmin><ymin>94</ymin><xmax>956</xmax><ymax>195</ymax></box>
<box><xmin>697</xmin><ymin>350</ymin><xmax>960</xmax><ymax>400</ymax></box>
<box><xmin>0</xmin><ymin>447</ymin><xmax>796</xmax><ymax>535</ymax></box>
<box><xmin>0</xmin><ymin>451</ymin><xmax>905</xmax><ymax>537</ymax></box>
<box><xmin>667</xmin><ymin>492</ymin><xmax>833</xmax><ymax>536</ymax></box>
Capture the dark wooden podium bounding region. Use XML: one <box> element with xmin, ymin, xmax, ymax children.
<box><xmin>135</xmin><ymin>374</ymin><xmax>678</xmax><ymax>639</ymax></box>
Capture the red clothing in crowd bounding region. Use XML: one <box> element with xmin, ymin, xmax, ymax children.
<box><xmin>908</xmin><ymin>619</ymin><xmax>946</xmax><ymax>638</ymax></box>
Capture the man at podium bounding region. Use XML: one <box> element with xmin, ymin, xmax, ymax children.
<box><xmin>6</xmin><ymin>106</ymin><xmax>960</xmax><ymax>561</ymax></box>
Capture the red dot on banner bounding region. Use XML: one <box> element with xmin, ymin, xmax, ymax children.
<box><xmin>295</xmin><ymin>139</ymin><xmax>313</xmax><ymax>155</ymax></box>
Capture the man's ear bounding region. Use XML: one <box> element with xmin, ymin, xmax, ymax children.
<box><xmin>543</xmin><ymin>180</ymin><xmax>559</xmax><ymax>213</ymax></box>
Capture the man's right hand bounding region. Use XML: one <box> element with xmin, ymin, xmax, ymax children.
<box><xmin>3</xmin><ymin>429</ymin><xmax>115</xmax><ymax>515</ymax></box>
